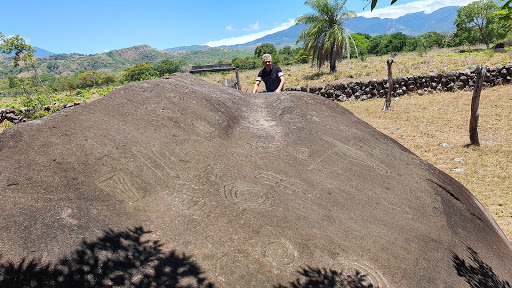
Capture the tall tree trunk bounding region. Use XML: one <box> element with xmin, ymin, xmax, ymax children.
<box><xmin>329</xmin><ymin>45</ymin><xmax>337</xmax><ymax>73</ymax></box>
<box><xmin>348</xmin><ymin>34</ymin><xmax>358</xmax><ymax>58</ymax></box>
<box><xmin>469</xmin><ymin>65</ymin><xmax>486</xmax><ymax>146</ymax></box>
<box><xmin>383</xmin><ymin>59</ymin><xmax>393</xmax><ymax>111</ymax></box>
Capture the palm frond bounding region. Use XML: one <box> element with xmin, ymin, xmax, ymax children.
<box><xmin>295</xmin><ymin>0</ymin><xmax>357</xmax><ymax>73</ymax></box>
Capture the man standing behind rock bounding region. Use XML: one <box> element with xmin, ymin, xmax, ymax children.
<box><xmin>252</xmin><ymin>54</ymin><xmax>285</xmax><ymax>93</ymax></box>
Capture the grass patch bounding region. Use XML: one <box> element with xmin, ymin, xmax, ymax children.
<box><xmin>199</xmin><ymin>48</ymin><xmax>511</xmax><ymax>92</ymax></box>
<box><xmin>340</xmin><ymin>85</ymin><xmax>512</xmax><ymax>241</ymax></box>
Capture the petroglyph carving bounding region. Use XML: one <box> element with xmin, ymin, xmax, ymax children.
<box><xmin>192</xmin><ymin>120</ymin><xmax>215</xmax><ymax>135</ymax></box>
<box><xmin>166</xmin><ymin>192</ymin><xmax>207</xmax><ymax>213</ymax></box>
<box><xmin>294</xmin><ymin>147</ymin><xmax>311</xmax><ymax>159</ymax></box>
<box><xmin>309</xmin><ymin>136</ymin><xmax>390</xmax><ymax>175</ymax></box>
<box><xmin>262</xmin><ymin>239</ymin><xmax>297</xmax><ymax>266</ymax></box>
<box><xmin>337</xmin><ymin>259</ymin><xmax>389</xmax><ymax>288</ymax></box>
<box><xmin>255</xmin><ymin>171</ymin><xmax>306</xmax><ymax>195</ymax></box>
<box><xmin>96</xmin><ymin>171</ymin><xmax>141</xmax><ymax>203</ymax></box>
<box><xmin>223</xmin><ymin>183</ymin><xmax>274</xmax><ymax>209</ymax></box>
<box><xmin>134</xmin><ymin>147</ymin><xmax>178</xmax><ymax>180</ymax></box>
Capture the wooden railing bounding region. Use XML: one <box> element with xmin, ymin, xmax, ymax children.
<box><xmin>190</xmin><ymin>64</ymin><xmax>240</xmax><ymax>90</ymax></box>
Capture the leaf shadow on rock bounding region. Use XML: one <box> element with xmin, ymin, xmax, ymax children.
<box><xmin>452</xmin><ymin>244</ymin><xmax>511</xmax><ymax>288</ymax></box>
<box><xmin>0</xmin><ymin>226</ymin><xmax>214</xmax><ymax>288</ymax></box>
<box><xmin>274</xmin><ymin>265</ymin><xmax>375</xmax><ymax>288</ymax></box>
<box><xmin>0</xmin><ymin>225</ymin><xmax>376</xmax><ymax>288</ymax></box>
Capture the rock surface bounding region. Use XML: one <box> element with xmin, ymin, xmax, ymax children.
<box><xmin>1</xmin><ymin>73</ymin><xmax>511</xmax><ymax>287</ymax></box>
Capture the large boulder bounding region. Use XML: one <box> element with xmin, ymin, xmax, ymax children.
<box><xmin>1</xmin><ymin>73</ymin><xmax>511</xmax><ymax>287</ymax></box>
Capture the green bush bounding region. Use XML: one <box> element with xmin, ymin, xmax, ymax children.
<box><xmin>124</xmin><ymin>62</ymin><xmax>159</xmax><ymax>82</ymax></box>
<box><xmin>156</xmin><ymin>59</ymin><xmax>181</xmax><ymax>76</ymax></box>
<box><xmin>77</xmin><ymin>71</ymin><xmax>99</xmax><ymax>89</ymax></box>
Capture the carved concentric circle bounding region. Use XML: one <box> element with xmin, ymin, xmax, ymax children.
<box><xmin>294</xmin><ymin>147</ymin><xmax>310</xmax><ymax>159</ymax></box>
<box><xmin>166</xmin><ymin>192</ymin><xmax>207</xmax><ymax>213</ymax></box>
<box><xmin>223</xmin><ymin>183</ymin><xmax>274</xmax><ymax>208</ymax></box>
<box><xmin>262</xmin><ymin>240</ymin><xmax>297</xmax><ymax>266</ymax></box>
<box><xmin>337</xmin><ymin>259</ymin><xmax>389</xmax><ymax>288</ymax></box>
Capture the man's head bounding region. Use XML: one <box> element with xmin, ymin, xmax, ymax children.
<box><xmin>262</xmin><ymin>54</ymin><xmax>272</xmax><ymax>71</ymax></box>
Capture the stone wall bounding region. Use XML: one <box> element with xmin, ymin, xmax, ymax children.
<box><xmin>285</xmin><ymin>64</ymin><xmax>512</xmax><ymax>101</ymax></box>
<box><xmin>0</xmin><ymin>103</ymin><xmax>78</xmax><ymax>124</ymax></box>
<box><xmin>2</xmin><ymin>64</ymin><xmax>511</xmax><ymax>125</ymax></box>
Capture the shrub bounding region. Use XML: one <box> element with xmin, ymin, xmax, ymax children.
<box><xmin>124</xmin><ymin>62</ymin><xmax>159</xmax><ymax>82</ymax></box>
<box><xmin>156</xmin><ymin>59</ymin><xmax>181</xmax><ymax>77</ymax></box>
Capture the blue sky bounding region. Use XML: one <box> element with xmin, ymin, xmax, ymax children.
<box><xmin>0</xmin><ymin>0</ymin><xmax>474</xmax><ymax>55</ymax></box>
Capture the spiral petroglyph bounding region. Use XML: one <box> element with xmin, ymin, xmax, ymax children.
<box><xmin>337</xmin><ymin>260</ymin><xmax>389</xmax><ymax>288</ymax></box>
<box><xmin>166</xmin><ymin>192</ymin><xmax>207</xmax><ymax>213</ymax></box>
<box><xmin>262</xmin><ymin>239</ymin><xmax>297</xmax><ymax>266</ymax></box>
<box><xmin>294</xmin><ymin>147</ymin><xmax>311</xmax><ymax>159</ymax></box>
<box><xmin>223</xmin><ymin>183</ymin><xmax>274</xmax><ymax>208</ymax></box>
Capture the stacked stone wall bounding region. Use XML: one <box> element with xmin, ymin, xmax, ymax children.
<box><xmin>2</xmin><ymin>64</ymin><xmax>512</xmax><ymax>125</ymax></box>
<box><xmin>285</xmin><ymin>64</ymin><xmax>512</xmax><ymax>101</ymax></box>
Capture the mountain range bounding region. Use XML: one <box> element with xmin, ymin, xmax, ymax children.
<box><xmin>32</xmin><ymin>5</ymin><xmax>460</xmax><ymax>57</ymax></box>
<box><xmin>167</xmin><ymin>6</ymin><xmax>460</xmax><ymax>52</ymax></box>
<box><xmin>1</xmin><ymin>6</ymin><xmax>462</xmax><ymax>76</ymax></box>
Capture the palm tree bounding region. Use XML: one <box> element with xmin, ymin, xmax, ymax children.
<box><xmin>296</xmin><ymin>0</ymin><xmax>357</xmax><ymax>73</ymax></box>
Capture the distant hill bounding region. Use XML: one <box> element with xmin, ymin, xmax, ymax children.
<box><xmin>0</xmin><ymin>46</ymin><xmax>54</xmax><ymax>58</ymax></box>
<box><xmin>167</xmin><ymin>6</ymin><xmax>460</xmax><ymax>52</ymax></box>
<box><xmin>0</xmin><ymin>45</ymin><xmax>252</xmax><ymax>78</ymax></box>
<box><xmin>343</xmin><ymin>6</ymin><xmax>459</xmax><ymax>36</ymax></box>
<box><xmin>165</xmin><ymin>45</ymin><xmax>210</xmax><ymax>52</ymax></box>
<box><xmin>221</xmin><ymin>25</ymin><xmax>305</xmax><ymax>50</ymax></box>
<box><xmin>33</xmin><ymin>47</ymin><xmax>55</xmax><ymax>57</ymax></box>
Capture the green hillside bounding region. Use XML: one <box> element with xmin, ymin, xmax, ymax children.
<box><xmin>0</xmin><ymin>45</ymin><xmax>253</xmax><ymax>78</ymax></box>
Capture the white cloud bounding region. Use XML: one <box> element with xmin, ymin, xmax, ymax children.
<box><xmin>357</xmin><ymin>0</ymin><xmax>475</xmax><ymax>19</ymax></box>
<box><xmin>205</xmin><ymin>19</ymin><xmax>295</xmax><ymax>47</ymax></box>
<box><xmin>225</xmin><ymin>22</ymin><xmax>260</xmax><ymax>32</ymax></box>
<box><xmin>245</xmin><ymin>21</ymin><xmax>260</xmax><ymax>31</ymax></box>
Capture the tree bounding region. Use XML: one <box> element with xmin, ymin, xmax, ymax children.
<box><xmin>77</xmin><ymin>71</ymin><xmax>99</xmax><ymax>88</ymax></box>
<box><xmin>386</xmin><ymin>32</ymin><xmax>409</xmax><ymax>53</ymax></box>
<box><xmin>367</xmin><ymin>34</ymin><xmax>389</xmax><ymax>55</ymax></box>
<box><xmin>124</xmin><ymin>62</ymin><xmax>159</xmax><ymax>82</ymax></box>
<box><xmin>292</xmin><ymin>47</ymin><xmax>310</xmax><ymax>64</ymax></box>
<box><xmin>0</xmin><ymin>34</ymin><xmax>52</xmax><ymax>104</ymax></box>
<box><xmin>232</xmin><ymin>57</ymin><xmax>258</xmax><ymax>70</ymax></box>
<box><xmin>254</xmin><ymin>43</ymin><xmax>277</xmax><ymax>58</ymax></box>
<box><xmin>454</xmin><ymin>0</ymin><xmax>507</xmax><ymax>48</ymax></box>
<box><xmin>155</xmin><ymin>59</ymin><xmax>181</xmax><ymax>77</ymax></box>
<box><xmin>496</xmin><ymin>0</ymin><xmax>512</xmax><ymax>30</ymax></box>
<box><xmin>296</xmin><ymin>0</ymin><xmax>357</xmax><ymax>73</ymax></box>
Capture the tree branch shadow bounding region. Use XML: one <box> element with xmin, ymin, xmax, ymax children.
<box><xmin>0</xmin><ymin>226</ymin><xmax>214</xmax><ymax>288</ymax></box>
<box><xmin>274</xmin><ymin>265</ymin><xmax>375</xmax><ymax>288</ymax></box>
<box><xmin>6</xmin><ymin>228</ymin><xmax>509</xmax><ymax>287</ymax></box>
<box><xmin>452</xmin><ymin>244</ymin><xmax>511</xmax><ymax>288</ymax></box>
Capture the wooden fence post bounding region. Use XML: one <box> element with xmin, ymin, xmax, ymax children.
<box><xmin>469</xmin><ymin>65</ymin><xmax>486</xmax><ymax>146</ymax></box>
<box><xmin>235</xmin><ymin>68</ymin><xmax>241</xmax><ymax>90</ymax></box>
<box><xmin>383</xmin><ymin>59</ymin><xmax>393</xmax><ymax>111</ymax></box>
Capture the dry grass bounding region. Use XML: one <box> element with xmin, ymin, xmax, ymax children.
<box><xmin>201</xmin><ymin>47</ymin><xmax>512</xmax><ymax>92</ymax></box>
<box><xmin>340</xmin><ymin>86</ymin><xmax>512</xmax><ymax>241</ymax></box>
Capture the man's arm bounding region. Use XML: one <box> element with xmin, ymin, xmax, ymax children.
<box><xmin>275</xmin><ymin>76</ymin><xmax>285</xmax><ymax>93</ymax></box>
<box><xmin>252</xmin><ymin>81</ymin><xmax>260</xmax><ymax>93</ymax></box>
<box><xmin>253</xmin><ymin>72</ymin><xmax>262</xmax><ymax>93</ymax></box>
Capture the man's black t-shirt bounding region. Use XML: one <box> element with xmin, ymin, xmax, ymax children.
<box><xmin>256</xmin><ymin>65</ymin><xmax>284</xmax><ymax>92</ymax></box>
